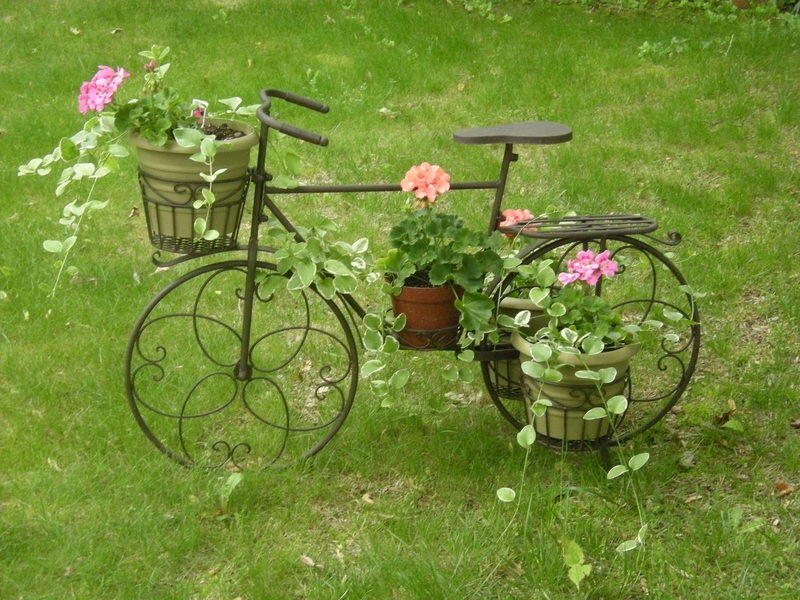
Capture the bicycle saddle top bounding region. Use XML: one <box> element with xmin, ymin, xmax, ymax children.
<box><xmin>453</xmin><ymin>121</ymin><xmax>572</xmax><ymax>145</ymax></box>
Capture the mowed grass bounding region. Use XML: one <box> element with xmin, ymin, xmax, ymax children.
<box><xmin>1</xmin><ymin>1</ymin><xmax>799</xmax><ymax>598</ymax></box>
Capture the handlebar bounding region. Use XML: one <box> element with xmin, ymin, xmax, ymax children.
<box><xmin>257</xmin><ymin>89</ymin><xmax>329</xmax><ymax>147</ymax></box>
<box><xmin>261</xmin><ymin>89</ymin><xmax>329</xmax><ymax>114</ymax></box>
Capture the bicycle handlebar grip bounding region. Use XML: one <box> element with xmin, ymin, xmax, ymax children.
<box><xmin>256</xmin><ymin>107</ymin><xmax>329</xmax><ymax>147</ymax></box>
<box><xmin>261</xmin><ymin>89</ymin><xmax>329</xmax><ymax>113</ymax></box>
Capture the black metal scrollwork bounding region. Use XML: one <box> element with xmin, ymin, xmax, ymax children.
<box><xmin>125</xmin><ymin>261</ymin><xmax>358</xmax><ymax>469</ymax></box>
<box><xmin>483</xmin><ymin>231</ymin><xmax>700</xmax><ymax>449</ymax></box>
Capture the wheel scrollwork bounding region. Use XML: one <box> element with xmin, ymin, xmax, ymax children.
<box><xmin>125</xmin><ymin>260</ymin><xmax>358</xmax><ymax>468</ymax></box>
<box><xmin>483</xmin><ymin>235</ymin><xmax>700</xmax><ymax>447</ymax></box>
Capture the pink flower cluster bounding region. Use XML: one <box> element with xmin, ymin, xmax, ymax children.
<box><xmin>558</xmin><ymin>250</ymin><xmax>618</xmax><ymax>287</ymax></box>
<box><xmin>400</xmin><ymin>162</ymin><xmax>451</xmax><ymax>203</ymax></box>
<box><xmin>499</xmin><ymin>208</ymin><xmax>534</xmax><ymax>236</ymax></box>
<box><xmin>78</xmin><ymin>66</ymin><xmax>130</xmax><ymax>114</ymax></box>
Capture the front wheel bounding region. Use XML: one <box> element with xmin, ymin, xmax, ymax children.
<box><xmin>124</xmin><ymin>260</ymin><xmax>359</xmax><ymax>469</ymax></box>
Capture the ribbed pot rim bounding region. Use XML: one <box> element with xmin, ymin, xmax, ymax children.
<box><xmin>511</xmin><ymin>332</ymin><xmax>640</xmax><ymax>365</ymax></box>
<box><xmin>499</xmin><ymin>296</ymin><xmax>541</xmax><ymax>310</ymax></box>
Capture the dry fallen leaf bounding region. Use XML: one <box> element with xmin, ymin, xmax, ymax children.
<box><xmin>47</xmin><ymin>458</ymin><xmax>62</xmax><ymax>472</ymax></box>
<box><xmin>684</xmin><ymin>494</ymin><xmax>703</xmax><ymax>504</ymax></box>
<box><xmin>69</xmin><ymin>27</ymin><xmax>81</xmax><ymax>35</ymax></box>
<box><xmin>678</xmin><ymin>450</ymin><xmax>696</xmax><ymax>470</ymax></box>
<box><xmin>128</xmin><ymin>206</ymin><xmax>139</xmax><ymax>218</ymax></box>
<box><xmin>774</xmin><ymin>482</ymin><xmax>796</xmax><ymax>497</ymax></box>
<box><xmin>110</xmin><ymin>27</ymin><xmax>123</xmax><ymax>34</ymax></box>
<box><xmin>361</xmin><ymin>493</ymin><xmax>375</xmax><ymax>504</ymax></box>
<box><xmin>299</xmin><ymin>555</ymin><xmax>323</xmax><ymax>569</ymax></box>
<box><xmin>790</xmin><ymin>418</ymin><xmax>800</xmax><ymax>430</ymax></box>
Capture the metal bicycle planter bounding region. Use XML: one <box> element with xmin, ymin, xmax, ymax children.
<box><xmin>124</xmin><ymin>89</ymin><xmax>700</xmax><ymax>469</ymax></box>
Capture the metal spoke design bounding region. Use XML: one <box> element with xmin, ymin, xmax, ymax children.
<box><xmin>482</xmin><ymin>233</ymin><xmax>701</xmax><ymax>449</ymax></box>
<box><xmin>125</xmin><ymin>260</ymin><xmax>358</xmax><ymax>469</ymax></box>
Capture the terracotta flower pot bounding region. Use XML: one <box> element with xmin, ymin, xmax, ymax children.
<box><xmin>130</xmin><ymin>120</ymin><xmax>258</xmax><ymax>254</ymax></box>
<box><xmin>390</xmin><ymin>284</ymin><xmax>462</xmax><ymax>349</ymax></box>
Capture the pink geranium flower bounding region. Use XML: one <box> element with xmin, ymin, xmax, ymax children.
<box><xmin>557</xmin><ymin>271</ymin><xmax>581</xmax><ymax>285</ymax></box>
<box><xmin>595</xmin><ymin>249</ymin><xmax>618</xmax><ymax>277</ymax></box>
<box><xmin>78</xmin><ymin>65</ymin><xmax>130</xmax><ymax>114</ymax></box>
<box><xmin>400</xmin><ymin>162</ymin><xmax>451</xmax><ymax>204</ymax></box>
<box><xmin>567</xmin><ymin>250</ymin><xmax>597</xmax><ymax>276</ymax></box>
<box><xmin>499</xmin><ymin>208</ymin><xmax>534</xmax><ymax>235</ymax></box>
<box><xmin>559</xmin><ymin>249</ymin><xmax>619</xmax><ymax>287</ymax></box>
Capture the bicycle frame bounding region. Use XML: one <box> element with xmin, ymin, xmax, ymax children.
<box><xmin>230</xmin><ymin>90</ymin><xmax>524</xmax><ymax>379</ymax></box>
<box><xmin>125</xmin><ymin>89</ymin><xmax>700</xmax><ymax>466</ymax></box>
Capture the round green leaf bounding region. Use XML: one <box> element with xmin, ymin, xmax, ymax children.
<box><xmin>381</xmin><ymin>335</ymin><xmax>400</xmax><ymax>354</ymax></box>
<box><xmin>528</xmin><ymin>287</ymin><xmax>550</xmax><ymax>307</ymax></box>
<box><xmin>628</xmin><ymin>452</ymin><xmax>650</xmax><ymax>471</ymax></box>
<box><xmin>598</xmin><ymin>367</ymin><xmax>617</xmax><ymax>384</ymax></box>
<box><xmin>324</xmin><ymin>259</ymin><xmax>352</xmax><ymax>276</ymax></box>
<box><xmin>606</xmin><ymin>395</ymin><xmax>628</xmax><ymax>415</ymax></box>
<box><xmin>607</xmin><ymin>464</ymin><xmax>629</xmax><ymax>479</ymax></box>
<box><xmin>388</xmin><ymin>369</ymin><xmax>410</xmax><ymax>389</ymax></box>
<box><xmin>581</xmin><ymin>335</ymin><xmax>605</xmax><ymax>355</ymax></box>
<box><xmin>530</xmin><ymin>342</ymin><xmax>552</xmax><ymax>362</ymax></box>
<box><xmin>362</xmin><ymin>329</ymin><xmax>383</xmax><ymax>352</ymax></box>
<box><xmin>496</xmin><ymin>487</ymin><xmax>516</xmax><ymax>503</ymax></box>
<box><xmin>173</xmin><ymin>128</ymin><xmax>204</xmax><ymax>148</ymax></box>
<box><xmin>583</xmin><ymin>407</ymin><xmax>608</xmax><ymax>421</ymax></box>
<box><xmin>363</xmin><ymin>313</ymin><xmax>383</xmax><ymax>331</ymax></box>
<box><xmin>516</xmin><ymin>424</ymin><xmax>536</xmax><ymax>448</ymax></box>
<box><xmin>392</xmin><ymin>313</ymin><xmax>407</xmax><ymax>333</ymax></box>
<box><xmin>315</xmin><ymin>277</ymin><xmax>336</xmax><ymax>300</ymax></box>
<box><xmin>457</xmin><ymin>349</ymin><xmax>475</xmax><ymax>362</ymax></box>
<box><xmin>637</xmin><ymin>524</ymin><xmax>648</xmax><ymax>544</ymax></box>
<box><xmin>333</xmin><ymin>274</ymin><xmax>358</xmax><ymax>294</ymax></box>
<box><xmin>575</xmin><ymin>369</ymin><xmax>600</xmax><ymax>381</ymax></box>
<box><xmin>521</xmin><ymin>360</ymin><xmax>544</xmax><ymax>378</ymax></box>
<box><xmin>43</xmin><ymin>240</ymin><xmax>63</xmax><ymax>253</ymax></box>
<box><xmin>543</xmin><ymin>368</ymin><xmax>563</xmax><ymax>382</ymax></box>
<box><xmin>442</xmin><ymin>365</ymin><xmax>460</xmax><ymax>382</ymax></box>
<box><xmin>615</xmin><ymin>539</ymin><xmax>639</xmax><ymax>553</ymax></box>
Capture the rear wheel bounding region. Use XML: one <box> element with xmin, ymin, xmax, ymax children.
<box><xmin>482</xmin><ymin>234</ymin><xmax>701</xmax><ymax>449</ymax></box>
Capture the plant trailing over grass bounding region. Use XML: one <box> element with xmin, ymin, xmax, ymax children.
<box><xmin>18</xmin><ymin>46</ymin><xmax>259</xmax><ymax>295</ymax></box>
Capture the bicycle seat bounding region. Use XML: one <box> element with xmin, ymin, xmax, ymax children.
<box><xmin>453</xmin><ymin>121</ymin><xmax>572</xmax><ymax>145</ymax></box>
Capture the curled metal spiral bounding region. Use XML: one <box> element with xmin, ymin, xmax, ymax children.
<box><xmin>125</xmin><ymin>260</ymin><xmax>358</xmax><ymax>469</ymax></box>
<box><xmin>482</xmin><ymin>232</ymin><xmax>701</xmax><ymax>449</ymax></box>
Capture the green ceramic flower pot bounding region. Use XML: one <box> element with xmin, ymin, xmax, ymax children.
<box><xmin>512</xmin><ymin>332</ymin><xmax>639</xmax><ymax>442</ymax></box>
<box><xmin>487</xmin><ymin>297</ymin><xmax>548</xmax><ymax>399</ymax></box>
<box><xmin>130</xmin><ymin>120</ymin><xmax>258</xmax><ymax>254</ymax></box>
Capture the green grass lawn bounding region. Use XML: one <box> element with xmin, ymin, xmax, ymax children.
<box><xmin>1</xmin><ymin>1</ymin><xmax>799</xmax><ymax>598</ymax></box>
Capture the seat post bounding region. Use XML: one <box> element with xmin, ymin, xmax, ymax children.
<box><xmin>487</xmin><ymin>143</ymin><xmax>518</xmax><ymax>235</ymax></box>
